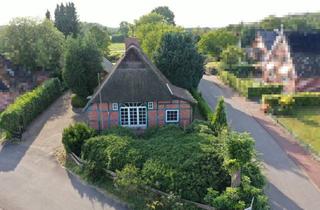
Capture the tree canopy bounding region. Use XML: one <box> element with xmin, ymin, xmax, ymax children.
<box><xmin>62</xmin><ymin>34</ymin><xmax>102</xmax><ymax>98</ymax></box>
<box><xmin>198</xmin><ymin>29</ymin><xmax>238</xmax><ymax>58</ymax></box>
<box><xmin>54</xmin><ymin>2</ymin><xmax>80</xmax><ymax>37</ymax></box>
<box><xmin>154</xmin><ymin>32</ymin><xmax>204</xmax><ymax>90</ymax></box>
<box><xmin>152</xmin><ymin>6</ymin><xmax>175</xmax><ymax>25</ymax></box>
<box><xmin>1</xmin><ymin>18</ymin><xmax>64</xmax><ymax>71</ymax></box>
<box><xmin>88</xmin><ymin>26</ymin><xmax>110</xmax><ymax>57</ymax></box>
<box><xmin>221</xmin><ymin>46</ymin><xmax>245</xmax><ymax>69</ymax></box>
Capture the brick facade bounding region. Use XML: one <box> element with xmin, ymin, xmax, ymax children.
<box><xmin>87</xmin><ymin>100</ymin><xmax>193</xmax><ymax>130</ymax></box>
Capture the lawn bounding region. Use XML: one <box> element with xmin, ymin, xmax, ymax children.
<box><xmin>277</xmin><ymin>107</ymin><xmax>320</xmax><ymax>155</ymax></box>
<box><xmin>109</xmin><ymin>43</ymin><xmax>125</xmax><ymax>54</ymax></box>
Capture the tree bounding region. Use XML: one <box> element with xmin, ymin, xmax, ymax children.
<box><xmin>3</xmin><ymin>18</ymin><xmax>38</xmax><ymax>70</ymax></box>
<box><xmin>224</xmin><ymin>132</ymin><xmax>255</xmax><ymax>187</ymax></box>
<box><xmin>154</xmin><ymin>32</ymin><xmax>204</xmax><ymax>90</ymax></box>
<box><xmin>152</xmin><ymin>6</ymin><xmax>175</xmax><ymax>25</ymax></box>
<box><xmin>134</xmin><ymin>12</ymin><xmax>166</xmax><ymax>26</ymax></box>
<box><xmin>63</xmin><ymin>35</ymin><xmax>102</xmax><ymax>99</ymax></box>
<box><xmin>35</xmin><ymin>20</ymin><xmax>65</xmax><ymax>71</ymax></box>
<box><xmin>1</xmin><ymin>18</ymin><xmax>65</xmax><ymax>72</ymax></box>
<box><xmin>45</xmin><ymin>10</ymin><xmax>51</xmax><ymax>20</ymax></box>
<box><xmin>135</xmin><ymin>23</ymin><xmax>182</xmax><ymax>59</ymax></box>
<box><xmin>89</xmin><ymin>26</ymin><xmax>110</xmax><ymax>57</ymax></box>
<box><xmin>221</xmin><ymin>46</ymin><xmax>245</xmax><ymax>69</ymax></box>
<box><xmin>259</xmin><ymin>15</ymin><xmax>281</xmax><ymax>30</ymax></box>
<box><xmin>54</xmin><ymin>2</ymin><xmax>79</xmax><ymax>37</ymax></box>
<box><xmin>211</xmin><ymin>97</ymin><xmax>228</xmax><ymax>133</ymax></box>
<box><xmin>198</xmin><ymin>29</ymin><xmax>238</xmax><ymax>58</ymax></box>
<box><xmin>119</xmin><ymin>21</ymin><xmax>130</xmax><ymax>38</ymax></box>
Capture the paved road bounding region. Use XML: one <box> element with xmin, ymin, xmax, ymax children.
<box><xmin>199</xmin><ymin>76</ymin><xmax>320</xmax><ymax>210</ymax></box>
<box><xmin>0</xmin><ymin>93</ymin><xmax>127</xmax><ymax>210</ymax></box>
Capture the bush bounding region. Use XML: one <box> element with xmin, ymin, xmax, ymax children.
<box><xmin>204</xmin><ymin>176</ymin><xmax>269</xmax><ymax>210</ymax></box>
<box><xmin>71</xmin><ymin>94</ymin><xmax>88</xmax><ymax>108</ymax></box>
<box><xmin>82</xmin><ymin>135</ymin><xmax>141</xmax><ymax>173</ymax></box>
<box><xmin>191</xmin><ymin>90</ymin><xmax>214</xmax><ymax>120</ymax></box>
<box><xmin>211</xmin><ymin>97</ymin><xmax>228</xmax><ymax>133</ymax></box>
<box><xmin>262</xmin><ymin>92</ymin><xmax>320</xmax><ymax>114</ymax></box>
<box><xmin>62</xmin><ymin>123</ymin><xmax>95</xmax><ymax>156</ymax></box>
<box><xmin>218</xmin><ymin>69</ymin><xmax>283</xmax><ymax>99</ymax></box>
<box><xmin>0</xmin><ymin>78</ymin><xmax>62</xmax><ymax>137</ymax></box>
<box><xmin>75</xmin><ymin>124</ymin><xmax>267</xmax><ymax>209</ymax></box>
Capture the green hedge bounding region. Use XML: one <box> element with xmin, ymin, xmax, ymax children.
<box><xmin>62</xmin><ymin>123</ymin><xmax>96</xmax><ymax>156</ymax></box>
<box><xmin>218</xmin><ymin>69</ymin><xmax>283</xmax><ymax>99</ymax></box>
<box><xmin>71</xmin><ymin>94</ymin><xmax>88</xmax><ymax>108</ymax></box>
<box><xmin>191</xmin><ymin>90</ymin><xmax>214</xmax><ymax>120</ymax></box>
<box><xmin>262</xmin><ymin>92</ymin><xmax>320</xmax><ymax>114</ymax></box>
<box><xmin>0</xmin><ymin>78</ymin><xmax>63</xmax><ymax>137</ymax></box>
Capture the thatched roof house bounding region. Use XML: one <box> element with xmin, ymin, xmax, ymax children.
<box><xmin>84</xmin><ymin>38</ymin><xmax>196</xmax><ymax>130</ymax></box>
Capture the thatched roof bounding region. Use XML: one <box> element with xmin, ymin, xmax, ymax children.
<box><xmin>84</xmin><ymin>43</ymin><xmax>196</xmax><ymax>110</ymax></box>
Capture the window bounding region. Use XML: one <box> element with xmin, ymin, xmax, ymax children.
<box><xmin>120</xmin><ymin>103</ymin><xmax>147</xmax><ymax>127</ymax></box>
<box><xmin>148</xmin><ymin>102</ymin><xmax>154</xmax><ymax>110</ymax></box>
<box><xmin>166</xmin><ymin>110</ymin><xmax>179</xmax><ymax>123</ymax></box>
<box><xmin>112</xmin><ymin>103</ymin><xmax>118</xmax><ymax>111</ymax></box>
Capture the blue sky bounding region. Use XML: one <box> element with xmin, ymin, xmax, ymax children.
<box><xmin>1</xmin><ymin>0</ymin><xmax>320</xmax><ymax>27</ymax></box>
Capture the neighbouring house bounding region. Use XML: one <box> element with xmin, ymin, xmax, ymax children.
<box><xmin>249</xmin><ymin>30</ymin><xmax>279</xmax><ymax>62</ymax></box>
<box><xmin>263</xmin><ymin>31</ymin><xmax>320</xmax><ymax>92</ymax></box>
<box><xmin>0</xmin><ymin>79</ymin><xmax>14</xmax><ymax>110</ymax></box>
<box><xmin>84</xmin><ymin>38</ymin><xmax>196</xmax><ymax>130</ymax></box>
<box><xmin>0</xmin><ymin>54</ymin><xmax>50</xmax><ymax>111</ymax></box>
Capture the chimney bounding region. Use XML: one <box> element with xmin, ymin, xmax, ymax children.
<box><xmin>125</xmin><ymin>37</ymin><xmax>140</xmax><ymax>50</ymax></box>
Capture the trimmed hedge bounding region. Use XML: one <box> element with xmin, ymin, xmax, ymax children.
<box><xmin>0</xmin><ymin>78</ymin><xmax>63</xmax><ymax>137</ymax></box>
<box><xmin>191</xmin><ymin>90</ymin><xmax>214</xmax><ymax>120</ymax></box>
<box><xmin>71</xmin><ymin>94</ymin><xmax>88</xmax><ymax>108</ymax></box>
<box><xmin>218</xmin><ymin>69</ymin><xmax>283</xmax><ymax>99</ymax></box>
<box><xmin>62</xmin><ymin>123</ymin><xmax>96</xmax><ymax>156</ymax></box>
<box><xmin>262</xmin><ymin>92</ymin><xmax>320</xmax><ymax>114</ymax></box>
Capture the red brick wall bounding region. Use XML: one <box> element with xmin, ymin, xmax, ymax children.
<box><xmin>87</xmin><ymin>100</ymin><xmax>193</xmax><ymax>130</ymax></box>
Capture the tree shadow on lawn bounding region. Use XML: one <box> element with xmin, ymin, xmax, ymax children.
<box><xmin>0</xmin><ymin>93</ymin><xmax>70</xmax><ymax>172</ymax></box>
<box><xmin>66</xmin><ymin>170</ymin><xmax>129</xmax><ymax>210</ymax></box>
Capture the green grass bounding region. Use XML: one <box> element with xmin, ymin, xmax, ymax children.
<box><xmin>109</xmin><ymin>43</ymin><xmax>125</xmax><ymax>54</ymax></box>
<box><xmin>277</xmin><ymin>107</ymin><xmax>320</xmax><ymax>155</ymax></box>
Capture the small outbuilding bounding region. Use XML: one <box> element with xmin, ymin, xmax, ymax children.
<box><xmin>84</xmin><ymin>38</ymin><xmax>196</xmax><ymax>130</ymax></box>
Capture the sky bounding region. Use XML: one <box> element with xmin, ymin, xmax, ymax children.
<box><xmin>0</xmin><ymin>0</ymin><xmax>320</xmax><ymax>28</ymax></box>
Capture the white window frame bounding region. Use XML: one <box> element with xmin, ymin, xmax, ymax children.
<box><xmin>148</xmin><ymin>102</ymin><xmax>154</xmax><ymax>110</ymax></box>
<box><xmin>120</xmin><ymin>103</ymin><xmax>147</xmax><ymax>127</ymax></box>
<box><xmin>112</xmin><ymin>103</ymin><xmax>118</xmax><ymax>111</ymax></box>
<box><xmin>165</xmin><ymin>109</ymin><xmax>179</xmax><ymax>123</ymax></box>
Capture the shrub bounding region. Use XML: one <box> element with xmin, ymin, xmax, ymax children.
<box><xmin>0</xmin><ymin>78</ymin><xmax>62</xmax><ymax>137</ymax></box>
<box><xmin>218</xmin><ymin>69</ymin><xmax>283</xmax><ymax>99</ymax></box>
<box><xmin>204</xmin><ymin>176</ymin><xmax>269</xmax><ymax>210</ymax></box>
<box><xmin>211</xmin><ymin>97</ymin><xmax>228</xmax><ymax>133</ymax></box>
<box><xmin>262</xmin><ymin>92</ymin><xmax>320</xmax><ymax>114</ymax></box>
<box><xmin>191</xmin><ymin>90</ymin><xmax>214</xmax><ymax>120</ymax></box>
<box><xmin>71</xmin><ymin>94</ymin><xmax>88</xmax><ymax>108</ymax></box>
<box><xmin>82</xmin><ymin>135</ymin><xmax>141</xmax><ymax>173</ymax></box>
<box><xmin>62</xmin><ymin>123</ymin><xmax>95</xmax><ymax>156</ymax></box>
